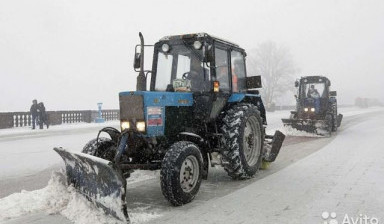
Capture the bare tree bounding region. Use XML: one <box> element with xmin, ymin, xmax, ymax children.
<box><xmin>247</xmin><ymin>41</ymin><xmax>297</xmax><ymax>108</ymax></box>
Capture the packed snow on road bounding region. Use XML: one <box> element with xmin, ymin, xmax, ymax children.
<box><xmin>0</xmin><ymin>107</ymin><xmax>383</xmax><ymax>224</ymax></box>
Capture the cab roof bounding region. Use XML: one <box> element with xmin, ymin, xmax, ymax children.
<box><xmin>159</xmin><ymin>33</ymin><xmax>240</xmax><ymax>48</ymax></box>
<box><xmin>300</xmin><ymin>76</ymin><xmax>330</xmax><ymax>83</ymax></box>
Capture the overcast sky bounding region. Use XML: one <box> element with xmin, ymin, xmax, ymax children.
<box><xmin>0</xmin><ymin>0</ymin><xmax>383</xmax><ymax>111</ymax></box>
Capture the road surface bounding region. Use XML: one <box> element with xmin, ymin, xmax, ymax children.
<box><xmin>1</xmin><ymin>107</ymin><xmax>383</xmax><ymax>223</ymax></box>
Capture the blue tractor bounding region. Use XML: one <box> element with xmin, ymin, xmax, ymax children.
<box><xmin>54</xmin><ymin>33</ymin><xmax>285</xmax><ymax>222</ymax></box>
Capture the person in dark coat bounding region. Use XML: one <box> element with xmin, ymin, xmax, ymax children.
<box><xmin>30</xmin><ymin>99</ymin><xmax>38</xmax><ymax>129</ymax></box>
<box><xmin>37</xmin><ymin>102</ymin><xmax>49</xmax><ymax>129</ymax></box>
<box><xmin>307</xmin><ymin>85</ymin><xmax>321</xmax><ymax>114</ymax></box>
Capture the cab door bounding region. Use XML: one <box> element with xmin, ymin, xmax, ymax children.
<box><xmin>209</xmin><ymin>46</ymin><xmax>232</xmax><ymax>120</ymax></box>
<box><xmin>193</xmin><ymin>45</ymin><xmax>231</xmax><ymax>122</ymax></box>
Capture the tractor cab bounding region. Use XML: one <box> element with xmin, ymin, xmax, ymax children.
<box><xmin>148</xmin><ymin>33</ymin><xmax>248</xmax><ymax>94</ymax></box>
<box><xmin>133</xmin><ymin>33</ymin><xmax>263</xmax><ymax>125</ymax></box>
<box><xmin>295</xmin><ymin>76</ymin><xmax>331</xmax><ymax>117</ymax></box>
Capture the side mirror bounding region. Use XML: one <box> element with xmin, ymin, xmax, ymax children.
<box><xmin>328</xmin><ymin>80</ymin><xmax>331</xmax><ymax>86</ymax></box>
<box><xmin>294</xmin><ymin>94</ymin><xmax>297</xmax><ymax>99</ymax></box>
<box><xmin>329</xmin><ymin>91</ymin><xmax>337</xmax><ymax>97</ymax></box>
<box><xmin>295</xmin><ymin>81</ymin><xmax>299</xmax><ymax>87</ymax></box>
<box><xmin>134</xmin><ymin>53</ymin><xmax>141</xmax><ymax>69</ymax></box>
<box><xmin>246</xmin><ymin>76</ymin><xmax>262</xmax><ymax>89</ymax></box>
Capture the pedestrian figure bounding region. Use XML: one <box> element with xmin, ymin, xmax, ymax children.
<box><xmin>30</xmin><ymin>99</ymin><xmax>38</xmax><ymax>129</ymax></box>
<box><xmin>37</xmin><ymin>102</ymin><xmax>49</xmax><ymax>129</ymax></box>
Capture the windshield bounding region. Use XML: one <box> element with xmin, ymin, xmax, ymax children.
<box><xmin>300</xmin><ymin>82</ymin><xmax>326</xmax><ymax>98</ymax></box>
<box><xmin>154</xmin><ymin>44</ymin><xmax>211</xmax><ymax>92</ymax></box>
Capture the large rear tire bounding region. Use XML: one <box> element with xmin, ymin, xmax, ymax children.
<box><xmin>324</xmin><ymin>114</ymin><xmax>333</xmax><ymax>137</ymax></box>
<box><xmin>220</xmin><ymin>104</ymin><xmax>264</xmax><ymax>179</ymax></box>
<box><xmin>82</xmin><ymin>137</ymin><xmax>116</xmax><ymax>161</ymax></box>
<box><xmin>160</xmin><ymin>141</ymin><xmax>203</xmax><ymax>206</ymax></box>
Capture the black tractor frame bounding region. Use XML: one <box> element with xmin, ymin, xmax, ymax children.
<box><xmin>282</xmin><ymin>76</ymin><xmax>343</xmax><ymax>135</ymax></box>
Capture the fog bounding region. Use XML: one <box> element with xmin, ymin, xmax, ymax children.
<box><xmin>0</xmin><ymin>0</ymin><xmax>383</xmax><ymax>111</ymax></box>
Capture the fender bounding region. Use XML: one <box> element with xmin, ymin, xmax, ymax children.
<box><xmin>96</xmin><ymin>127</ymin><xmax>121</xmax><ymax>145</ymax></box>
<box><xmin>228</xmin><ymin>93</ymin><xmax>267</xmax><ymax>124</ymax></box>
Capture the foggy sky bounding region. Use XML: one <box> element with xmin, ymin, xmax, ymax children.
<box><xmin>0</xmin><ymin>0</ymin><xmax>383</xmax><ymax>111</ymax></box>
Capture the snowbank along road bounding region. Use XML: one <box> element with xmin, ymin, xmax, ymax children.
<box><xmin>0</xmin><ymin>107</ymin><xmax>383</xmax><ymax>224</ymax></box>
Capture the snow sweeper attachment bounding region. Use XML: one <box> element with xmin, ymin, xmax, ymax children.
<box><xmin>263</xmin><ymin>130</ymin><xmax>285</xmax><ymax>162</ymax></box>
<box><xmin>282</xmin><ymin>118</ymin><xmax>331</xmax><ymax>135</ymax></box>
<box><xmin>53</xmin><ymin>147</ymin><xmax>129</xmax><ymax>222</ymax></box>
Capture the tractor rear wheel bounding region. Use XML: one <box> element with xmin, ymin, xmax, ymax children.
<box><xmin>220</xmin><ymin>104</ymin><xmax>264</xmax><ymax>179</ymax></box>
<box><xmin>324</xmin><ymin>114</ymin><xmax>333</xmax><ymax>137</ymax></box>
<box><xmin>82</xmin><ymin>137</ymin><xmax>116</xmax><ymax>161</ymax></box>
<box><xmin>160</xmin><ymin>141</ymin><xmax>203</xmax><ymax>206</ymax></box>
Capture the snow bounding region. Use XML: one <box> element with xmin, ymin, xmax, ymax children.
<box><xmin>338</xmin><ymin>106</ymin><xmax>384</xmax><ymax>117</ymax></box>
<box><xmin>0</xmin><ymin>106</ymin><xmax>383</xmax><ymax>224</ymax></box>
<box><xmin>150</xmin><ymin>108</ymin><xmax>384</xmax><ymax>223</ymax></box>
<box><xmin>126</xmin><ymin>170</ymin><xmax>159</xmax><ymax>185</ymax></box>
<box><xmin>0</xmin><ymin>119</ymin><xmax>161</xmax><ymax>223</ymax></box>
<box><xmin>0</xmin><ymin>171</ymin><xmax>161</xmax><ymax>224</ymax></box>
<box><xmin>0</xmin><ymin>121</ymin><xmax>119</xmax><ymax>137</ymax></box>
<box><xmin>0</xmin><ymin>121</ymin><xmax>119</xmax><ymax>179</ymax></box>
<box><xmin>0</xmin><ymin>106</ymin><xmax>381</xmax><ymax>180</ymax></box>
<box><xmin>282</xmin><ymin>125</ymin><xmax>324</xmax><ymax>137</ymax></box>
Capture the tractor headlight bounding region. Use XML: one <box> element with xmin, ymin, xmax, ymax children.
<box><xmin>193</xmin><ymin>41</ymin><xmax>202</xmax><ymax>50</ymax></box>
<box><xmin>304</xmin><ymin>108</ymin><xmax>309</xmax><ymax>112</ymax></box>
<box><xmin>311</xmin><ymin>108</ymin><xmax>315</xmax><ymax>112</ymax></box>
<box><xmin>162</xmin><ymin>43</ymin><xmax>170</xmax><ymax>53</ymax></box>
<box><xmin>121</xmin><ymin>121</ymin><xmax>130</xmax><ymax>131</ymax></box>
<box><xmin>136</xmin><ymin>121</ymin><xmax>146</xmax><ymax>132</ymax></box>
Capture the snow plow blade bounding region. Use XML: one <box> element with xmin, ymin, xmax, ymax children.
<box><xmin>282</xmin><ymin>118</ymin><xmax>329</xmax><ymax>135</ymax></box>
<box><xmin>53</xmin><ymin>147</ymin><xmax>129</xmax><ymax>222</ymax></box>
<box><xmin>264</xmin><ymin>130</ymin><xmax>285</xmax><ymax>162</ymax></box>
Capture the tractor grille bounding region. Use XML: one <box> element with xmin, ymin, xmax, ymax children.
<box><xmin>119</xmin><ymin>94</ymin><xmax>144</xmax><ymax>120</ymax></box>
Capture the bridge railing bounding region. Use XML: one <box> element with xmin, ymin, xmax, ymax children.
<box><xmin>0</xmin><ymin>110</ymin><xmax>120</xmax><ymax>129</ymax></box>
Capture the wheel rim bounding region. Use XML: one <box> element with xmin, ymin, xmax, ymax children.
<box><xmin>179</xmin><ymin>155</ymin><xmax>200</xmax><ymax>193</ymax></box>
<box><xmin>243</xmin><ymin>116</ymin><xmax>262</xmax><ymax>166</ymax></box>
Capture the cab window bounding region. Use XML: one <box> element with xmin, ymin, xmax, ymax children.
<box><xmin>231</xmin><ymin>51</ymin><xmax>246</xmax><ymax>92</ymax></box>
<box><xmin>215</xmin><ymin>48</ymin><xmax>230</xmax><ymax>91</ymax></box>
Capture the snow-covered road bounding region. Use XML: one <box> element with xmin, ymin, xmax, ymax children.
<box><xmin>151</xmin><ymin>109</ymin><xmax>384</xmax><ymax>224</ymax></box>
<box><xmin>0</xmin><ymin>107</ymin><xmax>383</xmax><ymax>224</ymax></box>
<box><xmin>0</xmin><ymin>121</ymin><xmax>120</xmax><ymax>179</ymax></box>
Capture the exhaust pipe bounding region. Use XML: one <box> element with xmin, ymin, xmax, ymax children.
<box><xmin>136</xmin><ymin>32</ymin><xmax>146</xmax><ymax>91</ymax></box>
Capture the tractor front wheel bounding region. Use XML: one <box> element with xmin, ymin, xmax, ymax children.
<box><xmin>160</xmin><ymin>141</ymin><xmax>203</xmax><ymax>206</ymax></box>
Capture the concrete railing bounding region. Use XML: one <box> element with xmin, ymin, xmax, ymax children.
<box><xmin>0</xmin><ymin>110</ymin><xmax>120</xmax><ymax>129</ymax></box>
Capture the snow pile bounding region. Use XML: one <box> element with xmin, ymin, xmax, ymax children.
<box><xmin>129</xmin><ymin>206</ymin><xmax>162</xmax><ymax>224</ymax></box>
<box><xmin>0</xmin><ymin>171</ymin><xmax>160</xmax><ymax>224</ymax></box>
<box><xmin>282</xmin><ymin>125</ymin><xmax>324</xmax><ymax>137</ymax></box>
<box><xmin>127</xmin><ymin>170</ymin><xmax>159</xmax><ymax>184</ymax></box>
